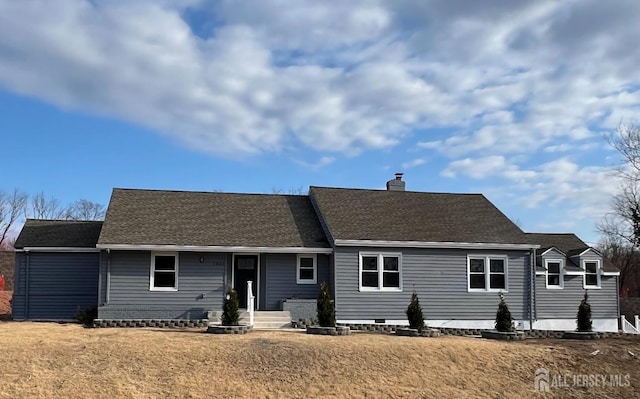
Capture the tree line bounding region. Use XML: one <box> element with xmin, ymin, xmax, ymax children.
<box><xmin>598</xmin><ymin>122</ymin><xmax>640</xmax><ymax>297</ymax></box>
<box><xmin>0</xmin><ymin>189</ymin><xmax>105</xmax><ymax>249</ymax></box>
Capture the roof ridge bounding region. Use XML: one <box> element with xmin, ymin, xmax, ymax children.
<box><xmin>24</xmin><ymin>219</ymin><xmax>103</xmax><ymax>223</ymax></box>
<box><xmin>112</xmin><ymin>188</ymin><xmax>308</xmax><ymax>198</ymax></box>
<box><xmin>309</xmin><ymin>186</ymin><xmax>483</xmax><ymax>195</ymax></box>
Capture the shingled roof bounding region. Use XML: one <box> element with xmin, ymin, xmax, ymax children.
<box><xmin>97</xmin><ymin>189</ymin><xmax>329</xmax><ymax>248</ymax></box>
<box><xmin>14</xmin><ymin>220</ymin><xmax>103</xmax><ymax>249</ymax></box>
<box><xmin>525</xmin><ymin>233</ymin><xmax>618</xmax><ymax>272</ymax></box>
<box><xmin>309</xmin><ymin>187</ymin><xmax>533</xmax><ymax>245</ymax></box>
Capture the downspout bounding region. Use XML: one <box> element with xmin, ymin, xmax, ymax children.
<box><xmin>529</xmin><ymin>248</ymin><xmax>536</xmax><ymax>331</ymax></box>
<box><xmin>106</xmin><ymin>248</ymin><xmax>111</xmax><ymax>304</ymax></box>
<box><xmin>616</xmin><ymin>275</ymin><xmax>620</xmax><ymax>331</ymax></box>
<box><xmin>25</xmin><ymin>250</ymin><xmax>30</xmax><ymax>320</ymax></box>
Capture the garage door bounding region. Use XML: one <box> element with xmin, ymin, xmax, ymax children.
<box><xmin>26</xmin><ymin>252</ymin><xmax>99</xmax><ymax>320</ymax></box>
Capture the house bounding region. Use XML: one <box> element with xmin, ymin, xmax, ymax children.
<box><xmin>12</xmin><ymin>175</ymin><xmax>620</xmax><ymax>331</ymax></box>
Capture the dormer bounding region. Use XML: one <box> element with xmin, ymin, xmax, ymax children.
<box><xmin>569</xmin><ymin>248</ymin><xmax>602</xmax><ymax>289</ymax></box>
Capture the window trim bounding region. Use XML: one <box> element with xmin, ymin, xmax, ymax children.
<box><xmin>150</xmin><ymin>252</ymin><xmax>179</xmax><ymax>291</ymax></box>
<box><xmin>583</xmin><ymin>259</ymin><xmax>601</xmax><ymax>289</ymax></box>
<box><xmin>359</xmin><ymin>252</ymin><xmax>402</xmax><ymax>292</ymax></box>
<box><xmin>467</xmin><ymin>255</ymin><xmax>509</xmax><ymax>292</ymax></box>
<box><xmin>545</xmin><ymin>258</ymin><xmax>564</xmax><ymax>289</ymax></box>
<box><xmin>296</xmin><ymin>254</ymin><xmax>317</xmax><ymax>284</ymax></box>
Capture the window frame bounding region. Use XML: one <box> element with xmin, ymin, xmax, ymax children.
<box><xmin>467</xmin><ymin>255</ymin><xmax>509</xmax><ymax>292</ymax></box>
<box><xmin>358</xmin><ymin>252</ymin><xmax>402</xmax><ymax>292</ymax></box>
<box><xmin>150</xmin><ymin>252</ymin><xmax>179</xmax><ymax>291</ymax></box>
<box><xmin>296</xmin><ymin>254</ymin><xmax>317</xmax><ymax>284</ymax></box>
<box><xmin>583</xmin><ymin>259</ymin><xmax>601</xmax><ymax>289</ymax></box>
<box><xmin>545</xmin><ymin>259</ymin><xmax>564</xmax><ymax>289</ymax></box>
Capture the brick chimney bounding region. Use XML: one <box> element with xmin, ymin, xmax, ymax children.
<box><xmin>386</xmin><ymin>173</ymin><xmax>405</xmax><ymax>191</ymax></box>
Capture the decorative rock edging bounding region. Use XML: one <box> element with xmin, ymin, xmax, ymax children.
<box><xmin>562</xmin><ymin>331</ymin><xmax>601</xmax><ymax>340</ymax></box>
<box><xmin>396</xmin><ymin>328</ymin><xmax>441</xmax><ymax>337</ymax></box>
<box><xmin>206</xmin><ymin>325</ymin><xmax>253</xmax><ymax>334</ymax></box>
<box><xmin>480</xmin><ymin>330</ymin><xmax>526</xmax><ymax>341</ymax></box>
<box><xmin>292</xmin><ymin>318</ymin><xmax>318</xmax><ymax>329</ymax></box>
<box><xmin>291</xmin><ymin>322</ymin><xmax>636</xmax><ymax>339</ymax></box>
<box><xmin>93</xmin><ymin>319</ymin><xmax>208</xmax><ymax>328</ymax></box>
<box><xmin>306</xmin><ymin>326</ymin><xmax>351</xmax><ymax>336</ymax></box>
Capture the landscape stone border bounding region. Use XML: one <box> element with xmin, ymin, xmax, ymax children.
<box><xmin>206</xmin><ymin>325</ymin><xmax>253</xmax><ymax>334</ymax></box>
<box><xmin>93</xmin><ymin>319</ymin><xmax>208</xmax><ymax>328</ymax></box>
<box><xmin>562</xmin><ymin>331</ymin><xmax>601</xmax><ymax>340</ymax></box>
<box><xmin>396</xmin><ymin>327</ymin><xmax>441</xmax><ymax>337</ymax></box>
<box><xmin>300</xmin><ymin>323</ymin><xmax>634</xmax><ymax>339</ymax></box>
<box><xmin>306</xmin><ymin>326</ymin><xmax>351</xmax><ymax>336</ymax></box>
<box><xmin>480</xmin><ymin>330</ymin><xmax>526</xmax><ymax>341</ymax></box>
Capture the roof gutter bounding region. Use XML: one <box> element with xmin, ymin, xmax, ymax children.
<box><xmin>96</xmin><ymin>244</ymin><xmax>333</xmax><ymax>254</ymax></box>
<box><xmin>21</xmin><ymin>247</ymin><xmax>101</xmax><ymax>253</ymax></box>
<box><xmin>333</xmin><ymin>239</ymin><xmax>540</xmax><ymax>251</ymax></box>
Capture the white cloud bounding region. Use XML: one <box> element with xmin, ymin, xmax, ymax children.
<box><xmin>0</xmin><ymin>0</ymin><xmax>635</xmax><ymax>159</ymax></box>
<box><xmin>401</xmin><ymin>158</ymin><xmax>427</xmax><ymax>169</ymax></box>
<box><xmin>442</xmin><ymin>155</ymin><xmax>537</xmax><ymax>181</ymax></box>
<box><xmin>294</xmin><ymin>156</ymin><xmax>335</xmax><ymax>171</ymax></box>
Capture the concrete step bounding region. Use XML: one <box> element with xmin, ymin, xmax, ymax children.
<box><xmin>240</xmin><ymin>310</ymin><xmax>292</xmax><ymax>330</ymax></box>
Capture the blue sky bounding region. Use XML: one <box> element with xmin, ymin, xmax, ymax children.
<box><xmin>1</xmin><ymin>0</ymin><xmax>639</xmax><ymax>244</ymax></box>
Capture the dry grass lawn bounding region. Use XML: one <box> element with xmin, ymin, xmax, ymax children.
<box><xmin>0</xmin><ymin>322</ymin><xmax>639</xmax><ymax>398</ymax></box>
<box><xmin>0</xmin><ymin>291</ymin><xmax>11</xmax><ymax>319</ymax></box>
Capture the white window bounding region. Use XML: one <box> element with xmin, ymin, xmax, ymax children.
<box><xmin>359</xmin><ymin>252</ymin><xmax>402</xmax><ymax>291</ymax></box>
<box><xmin>150</xmin><ymin>253</ymin><xmax>178</xmax><ymax>291</ymax></box>
<box><xmin>297</xmin><ymin>254</ymin><xmax>317</xmax><ymax>284</ymax></box>
<box><xmin>545</xmin><ymin>259</ymin><xmax>564</xmax><ymax>289</ymax></box>
<box><xmin>467</xmin><ymin>255</ymin><xmax>508</xmax><ymax>292</ymax></box>
<box><xmin>583</xmin><ymin>260</ymin><xmax>601</xmax><ymax>288</ymax></box>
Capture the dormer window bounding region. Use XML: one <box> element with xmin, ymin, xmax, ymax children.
<box><xmin>584</xmin><ymin>260</ymin><xmax>601</xmax><ymax>288</ymax></box>
<box><xmin>545</xmin><ymin>259</ymin><xmax>563</xmax><ymax>289</ymax></box>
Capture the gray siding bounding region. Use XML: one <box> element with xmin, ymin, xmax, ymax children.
<box><xmin>99</xmin><ymin>251</ymin><xmax>225</xmax><ymax>320</ymax></box>
<box><xmin>536</xmin><ymin>250</ymin><xmax>618</xmax><ymax>319</ymax></box>
<box><xmin>263</xmin><ymin>254</ymin><xmax>330</xmax><ymax>310</ymax></box>
<box><xmin>535</xmin><ymin>275</ymin><xmax>618</xmax><ymax>318</ymax></box>
<box><xmin>12</xmin><ymin>252</ymin><xmax>99</xmax><ymax>320</ymax></box>
<box><xmin>11</xmin><ymin>253</ymin><xmax>27</xmax><ymax>319</ymax></box>
<box><xmin>334</xmin><ymin>246</ymin><xmax>531</xmax><ymax>322</ymax></box>
<box><xmin>98</xmin><ymin>251</ymin><xmax>108</xmax><ymax>305</ymax></box>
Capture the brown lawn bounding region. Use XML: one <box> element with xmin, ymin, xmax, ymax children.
<box><xmin>0</xmin><ymin>291</ymin><xmax>11</xmax><ymax>319</ymax></box>
<box><xmin>0</xmin><ymin>322</ymin><xmax>639</xmax><ymax>398</ymax></box>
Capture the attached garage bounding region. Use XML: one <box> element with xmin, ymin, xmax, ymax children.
<box><xmin>12</xmin><ymin>220</ymin><xmax>103</xmax><ymax>320</ymax></box>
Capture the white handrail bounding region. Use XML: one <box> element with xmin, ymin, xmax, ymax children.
<box><xmin>247</xmin><ymin>281</ymin><xmax>255</xmax><ymax>327</ymax></box>
<box><xmin>621</xmin><ymin>316</ymin><xmax>640</xmax><ymax>334</ymax></box>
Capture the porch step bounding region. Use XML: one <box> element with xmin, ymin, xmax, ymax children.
<box><xmin>240</xmin><ymin>311</ymin><xmax>292</xmax><ymax>330</ymax></box>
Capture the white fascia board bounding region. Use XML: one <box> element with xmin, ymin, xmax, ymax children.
<box><xmin>22</xmin><ymin>247</ymin><xmax>101</xmax><ymax>253</ymax></box>
<box><xmin>535</xmin><ymin>271</ymin><xmax>546</xmax><ymax>275</ymax></box>
<box><xmin>569</xmin><ymin>247</ymin><xmax>602</xmax><ymax>257</ymax></box>
<box><xmin>564</xmin><ymin>270</ymin><xmax>585</xmax><ymax>275</ymax></box>
<box><xmin>601</xmin><ymin>271</ymin><xmax>621</xmax><ymax>276</ymax></box>
<box><xmin>96</xmin><ymin>244</ymin><xmax>333</xmax><ymax>254</ymax></box>
<box><xmin>539</xmin><ymin>247</ymin><xmax>566</xmax><ymax>257</ymax></box>
<box><xmin>333</xmin><ymin>239</ymin><xmax>540</xmax><ymax>251</ymax></box>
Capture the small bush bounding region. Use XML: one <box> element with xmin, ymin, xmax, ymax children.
<box><xmin>74</xmin><ymin>306</ymin><xmax>97</xmax><ymax>327</ymax></box>
<box><xmin>577</xmin><ymin>291</ymin><xmax>593</xmax><ymax>332</ymax></box>
<box><xmin>221</xmin><ymin>289</ymin><xmax>240</xmax><ymax>326</ymax></box>
<box><xmin>495</xmin><ymin>293</ymin><xmax>514</xmax><ymax>332</ymax></box>
<box><xmin>406</xmin><ymin>291</ymin><xmax>425</xmax><ymax>332</ymax></box>
<box><xmin>317</xmin><ymin>281</ymin><xmax>335</xmax><ymax>327</ymax></box>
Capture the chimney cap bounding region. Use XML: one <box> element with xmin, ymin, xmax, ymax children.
<box><xmin>395</xmin><ymin>172</ymin><xmax>404</xmax><ymax>181</ymax></box>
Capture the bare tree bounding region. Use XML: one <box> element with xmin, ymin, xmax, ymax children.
<box><xmin>65</xmin><ymin>199</ymin><xmax>105</xmax><ymax>221</ymax></box>
<box><xmin>271</xmin><ymin>187</ymin><xmax>307</xmax><ymax>195</ymax></box>
<box><xmin>30</xmin><ymin>191</ymin><xmax>65</xmax><ymax>220</ymax></box>
<box><xmin>0</xmin><ymin>188</ymin><xmax>28</xmax><ymax>248</ymax></box>
<box><xmin>598</xmin><ymin>237</ymin><xmax>640</xmax><ymax>296</ymax></box>
<box><xmin>598</xmin><ymin>122</ymin><xmax>640</xmax><ymax>296</ymax></box>
<box><xmin>598</xmin><ymin>122</ymin><xmax>640</xmax><ymax>246</ymax></box>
